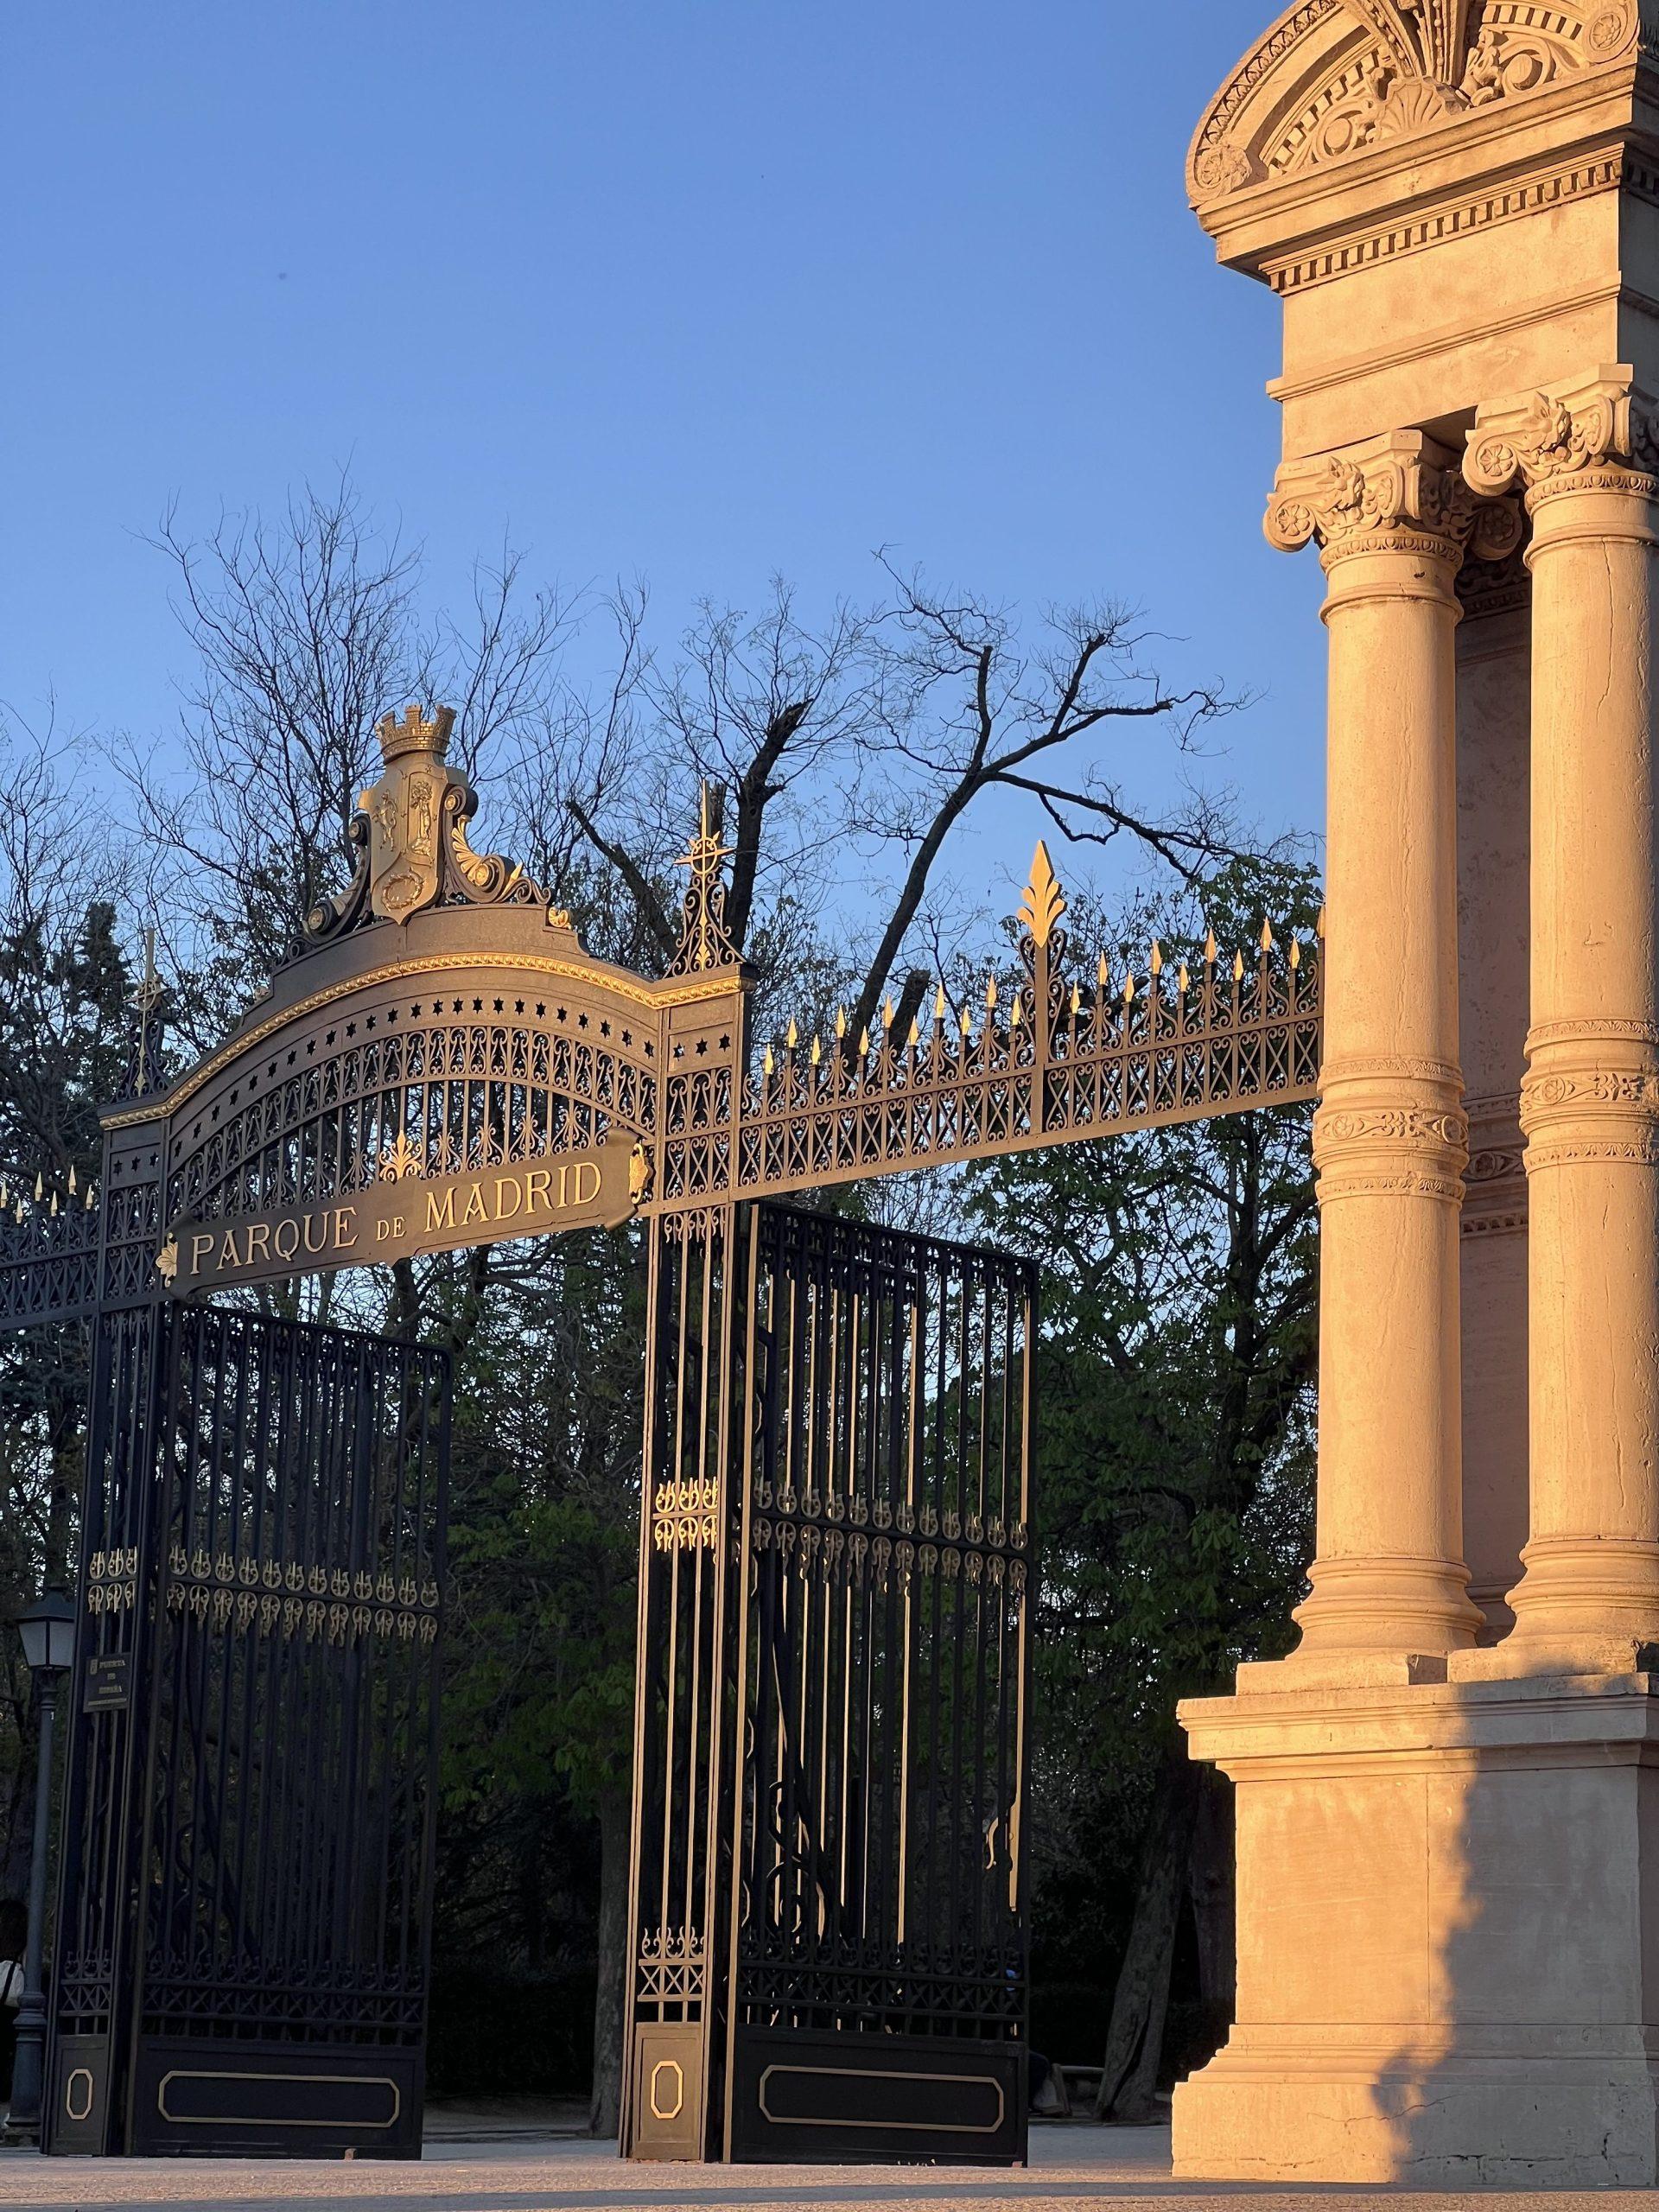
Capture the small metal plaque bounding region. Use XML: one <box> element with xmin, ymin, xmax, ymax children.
<box><xmin>84</xmin><ymin>1654</ymin><xmax>131</xmax><ymax>1712</ymax></box>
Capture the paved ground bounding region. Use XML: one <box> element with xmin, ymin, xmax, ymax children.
<box><xmin>6</xmin><ymin>2119</ymin><xmax>1659</xmax><ymax>2212</ymax></box>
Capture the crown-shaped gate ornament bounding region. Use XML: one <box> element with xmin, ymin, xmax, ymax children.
<box><xmin>307</xmin><ymin>704</ymin><xmax>547</xmax><ymax>938</ymax></box>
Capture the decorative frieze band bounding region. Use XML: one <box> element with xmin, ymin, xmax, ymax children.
<box><xmin>162</xmin><ymin>1545</ymin><xmax>440</xmax><ymax>1644</ymax></box>
<box><xmin>1520</xmin><ymin>1036</ymin><xmax>1659</xmax><ymax>1172</ymax></box>
<box><xmin>1313</xmin><ymin>1093</ymin><xmax>1469</xmax><ymax>1207</ymax></box>
<box><xmin>751</xmin><ymin>1480</ymin><xmax>1029</xmax><ymax>1596</ymax></box>
<box><xmin>1461</xmin><ymin>1095</ymin><xmax>1527</xmax><ymax>1237</ymax></box>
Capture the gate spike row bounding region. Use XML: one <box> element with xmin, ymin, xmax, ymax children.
<box><xmin>1179</xmin><ymin>963</ymin><xmax>1190</xmax><ymax>993</ymax></box>
<box><xmin>1260</xmin><ymin>918</ymin><xmax>1274</xmax><ymax>952</ymax></box>
<box><xmin>960</xmin><ymin>1007</ymin><xmax>973</xmax><ymax>1038</ymax></box>
<box><xmin>933</xmin><ymin>983</ymin><xmax>947</xmax><ymax>1022</ymax></box>
<box><xmin>810</xmin><ymin>1034</ymin><xmax>822</xmax><ymax>1066</ymax></box>
<box><xmin>33</xmin><ymin>1173</ymin><xmax>42</xmax><ymax>1201</ymax></box>
<box><xmin>1</xmin><ymin>1184</ymin><xmax>8</xmax><ymax>1208</ymax></box>
<box><xmin>1096</xmin><ymin>952</ymin><xmax>1109</xmax><ymax>988</ymax></box>
<box><xmin>85</xmin><ymin>1183</ymin><xmax>96</xmax><ymax>1209</ymax></box>
<box><xmin>984</xmin><ymin>976</ymin><xmax>998</xmax><ymax>1010</ymax></box>
<box><xmin>882</xmin><ymin>996</ymin><xmax>894</xmax><ymax>1029</ymax></box>
<box><xmin>1070</xmin><ymin>982</ymin><xmax>1081</xmax><ymax>1014</ymax></box>
<box><xmin>49</xmin><ymin>1192</ymin><xmax>59</xmax><ymax>1217</ymax></box>
<box><xmin>786</xmin><ymin>1016</ymin><xmax>798</xmax><ymax>1050</ymax></box>
<box><xmin>1010</xmin><ymin>991</ymin><xmax>1024</xmax><ymax>1027</ymax></box>
<box><xmin>859</xmin><ymin>1027</ymin><xmax>870</xmax><ymax>1056</ymax></box>
<box><xmin>1150</xmin><ymin>942</ymin><xmax>1163</xmax><ymax>975</ymax></box>
<box><xmin>1122</xmin><ymin>972</ymin><xmax>1135</xmax><ymax>1004</ymax></box>
<box><xmin>1289</xmin><ymin>939</ymin><xmax>1301</xmax><ymax>969</ymax></box>
<box><xmin>834</xmin><ymin>1006</ymin><xmax>846</xmax><ymax>1039</ymax></box>
<box><xmin>1205</xmin><ymin>930</ymin><xmax>1217</xmax><ymax>964</ymax></box>
<box><xmin>67</xmin><ymin>1165</ymin><xmax>78</xmax><ymax>1193</ymax></box>
<box><xmin>907</xmin><ymin>1017</ymin><xmax>920</xmax><ymax>1046</ymax></box>
<box><xmin>763</xmin><ymin>1044</ymin><xmax>775</xmax><ymax>1077</ymax></box>
<box><xmin>1232</xmin><ymin>950</ymin><xmax>1245</xmax><ymax>981</ymax></box>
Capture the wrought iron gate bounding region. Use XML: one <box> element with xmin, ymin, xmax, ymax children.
<box><xmin>46</xmin><ymin>1302</ymin><xmax>448</xmax><ymax>2158</ymax></box>
<box><xmin>623</xmin><ymin>1202</ymin><xmax>1035</xmax><ymax>2165</ymax></box>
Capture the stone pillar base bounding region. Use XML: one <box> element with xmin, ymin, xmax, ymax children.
<box><xmin>1173</xmin><ymin>2027</ymin><xmax>1659</xmax><ymax>2187</ymax></box>
<box><xmin>1172</xmin><ymin>1663</ymin><xmax>1659</xmax><ymax>2187</ymax></box>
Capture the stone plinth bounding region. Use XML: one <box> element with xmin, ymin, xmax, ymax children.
<box><xmin>1172</xmin><ymin>1664</ymin><xmax>1659</xmax><ymax>2188</ymax></box>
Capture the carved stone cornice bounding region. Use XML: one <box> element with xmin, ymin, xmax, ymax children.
<box><xmin>1266</xmin><ymin>430</ymin><xmax>1522</xmax><ymax>563</ymax></box>
<box><xmin>1190</xmin><ymin>0</ymin><xmax>1641</xmax><ymax>212</ymax></box>
<box><xmin>1465</xmin><ymin>366</ymin><xmax>1659</xmax><ymax>502</ymax></box>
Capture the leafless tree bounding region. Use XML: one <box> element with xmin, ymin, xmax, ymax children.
<box><xmin>114</xmin><ymin>477</ymin><xmax>579</xmax><ymax>1040</ymax></box>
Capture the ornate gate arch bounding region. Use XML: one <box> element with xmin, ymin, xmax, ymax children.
<box><xmin>0</xmin><ymin>701</ymin><xmax>1320</xmax><ymax>2163</ymax></box>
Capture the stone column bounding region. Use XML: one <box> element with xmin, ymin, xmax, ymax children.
<box><xmin>1466</xmin><ymin>369</ymin><xmax>1659</xmax><ymax>1659</ymax></box>
<box><xmin>1266</xmin><ymin>431</ymin><xmax>1513</xmax><ymax>1660</ymax></box>
<box><xmin>1453</xmin><ymin>550</ymin><xmax>1532</xmax><ymax>1639</ymax></box>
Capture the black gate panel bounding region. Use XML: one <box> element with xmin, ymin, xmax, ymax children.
<box><xmin>47</xmin><ymin>1303</ymin><xmax>448</xmax><ymax>2158</ymax></box>
<box><xmin>622</xmin><ymin>1203</ymin><xmax>1035</xmax><ymax>2166</ymax></box>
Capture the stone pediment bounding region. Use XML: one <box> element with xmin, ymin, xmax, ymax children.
<box><xmin>1188</xmin><ymin>0</ymin><xmax>1643</xmax><ymax>211</ymax></box>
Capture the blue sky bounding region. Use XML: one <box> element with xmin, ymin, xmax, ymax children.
<box><xmin>8</xmin><ymin>2</ymin><xmax>1324</xmax><ymax>911</ymax></box>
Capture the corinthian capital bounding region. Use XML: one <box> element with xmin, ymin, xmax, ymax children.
<box><xmin>1266</xmin><ymin>429</ymin><xmax>1521</xmax><ymax>563</ymax></box>
<box><xmin>1465</xmin><ymin>366</ymin><xmax>1659</xmax><ymax>498</ymax></box>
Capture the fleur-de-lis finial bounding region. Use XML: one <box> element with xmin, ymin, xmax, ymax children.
<box><xmin>1017</xmin><ymin>842</ymin><xmax>1066</xmax><ymax>952</ymax></box>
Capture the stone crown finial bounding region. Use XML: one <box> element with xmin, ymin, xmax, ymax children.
<box><xmin>376</xmin><ymin>704</ymin><xmax>456</xmax><ymax>764</ymax></box>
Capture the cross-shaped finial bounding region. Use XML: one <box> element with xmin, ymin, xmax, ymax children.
<box><xmin>669</xmin><ymin>782</ymin><xmax>737</xmax><ymax>975</ymax></box>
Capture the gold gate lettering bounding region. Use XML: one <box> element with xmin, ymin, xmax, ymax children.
<box><xmin>162</xmin><ymin>1133</ymin><xmax>637</xmax><ymax>1297</ymax></box>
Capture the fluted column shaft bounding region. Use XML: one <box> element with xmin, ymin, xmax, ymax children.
<box><xmin>1268</xmin><ymin>431</ymin><xmax>1510</xmax><ymax>1656</ymax></box>
<box><xmin>1468</xmin><ymin>371</ymin><xmax>1659</xmax><ymax>1652</ymax></box>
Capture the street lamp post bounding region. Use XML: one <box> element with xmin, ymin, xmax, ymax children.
<box><xmin>7</xmin><ymin>1590</ymin><xmax>74</xmax><ymax>2146</ymax></box>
